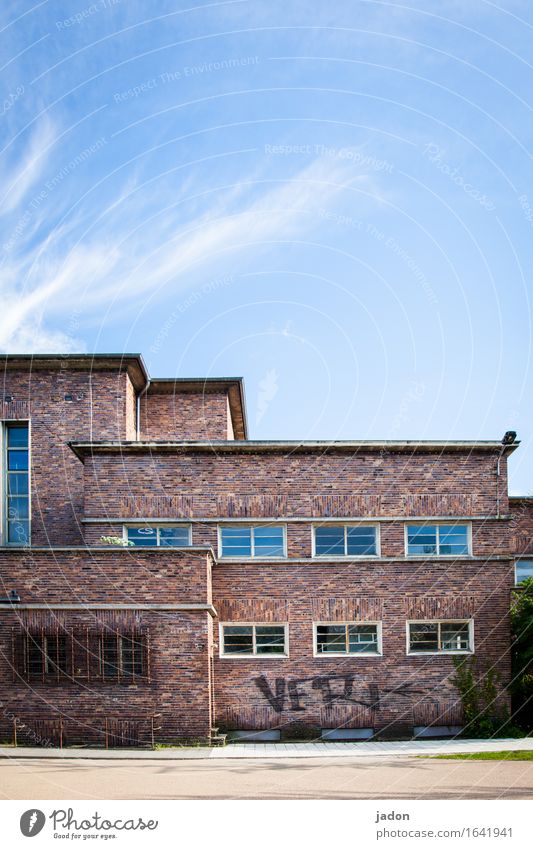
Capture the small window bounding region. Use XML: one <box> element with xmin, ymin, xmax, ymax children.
<box><xmin>408</xmin><ymin>621</ymin><xmax>472</xmax><ymax>654</ymax></box>
<box><xmin>314</xmin><ymin>525</ymin><xmax>378</xmax><ymax>557</ymax></box>
<box><xmin>314</xmin><ymin>622</ymin><xmax>381</xmax><ymax>655</ymax></box>
<box><xmin>220</xmin><ymin>624</ymin><xmax>288</xmax><ymax>657</ymax></box>
<box><xmin>515</xmin><ymin>559</ymin><xmax>533</xmax><ymax>585</ymax></box>
<box><xmin>27</xmin><ymin>634</ymin><xmax>68</xmax><ymax>678</ymax></box>
<box><xmin>100</xmin><ymin>635</ymin><xmax>145</xmax><ymax>679</ymax></box>
<box><xmin>126</xmin><ymin>525</ymin><xmax>191</xmax><ymax>547</ymax></box>
<box><xmin>219</xmin><ymin>525</ymin><xmax>285</xmax><ymax>558</ymax></box>
<box><xmin>406</xmin><ymin>524</ymin><xmax>469</xmax><ymax>556</ymax></box>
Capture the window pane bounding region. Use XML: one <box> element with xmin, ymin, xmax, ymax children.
<box><xmin>407</xmin><ymin>526</ymin><xmax>437</xmax><ymax>555</ymax></box>
<box><xmin>223</xmin><ymin>625</ymin><xmax>253</xmax><ymax>654</ymax></box>
<box><xmin>438</xmin><ymin>525</ymin><xmax>469</xmax><ymax>555</ymax></box>
<box><xmin>7</xmin><ymin>450</ymin><xmax>28</xmax><ymax>471</ymax></box>
<box><xmin>7</xmin><ymin>425</ymin><xmax>28</xmax><ymax>448</ymax></box>
<box><xmin>347</xmin><ymin>527</ymin><xmax>377</xmax><ymax>556</ymax></box>
<box><xmin>159</xmin><ymin>527</ymin><xmax>190</xmax><ymax>546</ymax></box>
<box><xmin>7</xmin><ymin>473</ymin><xmax>29</xmax><ymax>496</ymax></box>
<box><xmin>315</xmin><ymin>527</ymin><xmax>345</xmax><ymax>556</ymax></box>
<box><xmin>441</xmin><ymin>622</ymin><xmax>470</xmax><ymax>651</ymax></box>
<box><xmin>45</xmin><ymin>636</ymin><xmax>68</xmax><ymax>674</ymax></box>
<box><xmin>7</xmin><ymin>497</ymin><xmax>29</xmax><ymax>520</ymax></box>
<box><xmin>253</xmin><ymin>526</ymin><xmax>284</xmax><ymax>556</ymax></box>
<box><xmin>255</xmin><ymin>626</ymin><xmax>286</xmax><ymax>654</ymax></box>
<box><xmin>409</xmin><ymin>623</ymin><xmax>439</xmax><ymax>652</ymax></box>
<box><xmin>121</xmin><ymin>636</ymin><xmax>144</xmax><ymax>676</ymax></box>
<box><xmin>221</xmin><ymin>527</ymin><xmax>252</xmax><ymax>557</ymax></box>
<box><xmin>7</xmin><ymin>519</ymin><xmax>29</xmax><ymax>544</ymax></box>
<box><xmin>316</xmin><ymin>624</ymin><xmax>347</xmax><ymax>653</ymax></box>
<box><xmin>27</xmin><ymin>636</ymin><xmax>44</xmax><ymax>677</ymax></box>
<box><xmin>102</xmin><ymin>636</ymin><xmax>119</xmax><ymax>677</ymax></box>
<box><xmin>127</xmin><ymin>527</ymin><xmax>158</xmax><ymax>546</ymax></box>
<box><xmin>348</xmin><ymin>624</ymin><xmax>379</xmax><ymax>653</ymax></box>
<box><xmin>516</xmin><ymin>560</ymin><xmax>533</xmax><ymax>584</ymax></box>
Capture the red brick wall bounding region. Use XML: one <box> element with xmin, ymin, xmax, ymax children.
<box><xmin>0</xmin><ymin>608</ymin><xmax>213</xmax><ymax>743</ymax></box>
<box><xmin>0</xmin><ymin>367</ymin><xmax>137</xmax><ymax>545</ymax></box>
<box><xmin>140</xmin><ymin>390</ymin><xmax>231</xmax><ymax>440</ymax></box>
<box><xmin>509</xmin><ymin>498</ymin><xmax>533</xmax><ymax>555</ymax></box>
<box><xmin>212</xmin><ymin>559</ymin><xmax>512</xmax><ymax>735</ymax></box>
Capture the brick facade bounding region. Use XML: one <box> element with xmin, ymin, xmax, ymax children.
<box><xmin>0</xmin><ymin>354</ymin><xmax>525</xmax><ymax>745</ymax></box>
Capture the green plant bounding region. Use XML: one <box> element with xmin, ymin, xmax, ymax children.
<box><xmin>452</xmin><ymin>656</ymin><xmax>516</xmax><ymax>738</ymax></box>
<box><xmin>510</xmin><ymin>577</ymin><xmax>533</xmax><ymax>731</ymax></box>
<box><xmin>99</xmin><ymin>535</ymin><xmax>134</xmax><ymax>547</ymax></box>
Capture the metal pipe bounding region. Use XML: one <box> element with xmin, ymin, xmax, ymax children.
<box><xmin>136</xmin><ymin>379</ymin><xmax>150</xmax><ymax>441</ymax></box>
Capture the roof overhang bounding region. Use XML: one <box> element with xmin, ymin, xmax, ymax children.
<box><xmin>0</xmin><ymin>353</ymin><xmax>149</xmax><ymax>393</ymax></box>
<box><xmin>68</xmin><ymin>438</ymin><xmax>520</xmax><ymax>461</ymax></box>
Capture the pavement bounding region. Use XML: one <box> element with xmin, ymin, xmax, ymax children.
<box><xmin>1</xmin><ymin>752</ymin><xmax>532</xmax><ymax>799</ymax></box>
<box><xmin>0</xmin><ymin>737</ymin><xmax>532</xmax><ymax>760</ymax></box>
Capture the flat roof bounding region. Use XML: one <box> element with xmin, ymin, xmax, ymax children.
<box><xmin>69</xmin><ymin>438</ymin><xmax>520</xmax><ymax>461</ymax></box>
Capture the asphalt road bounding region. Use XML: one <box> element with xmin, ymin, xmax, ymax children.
<box><xmin>0</xmin><ymin>756</ymin><xmax>532</xmax><ymax>799</ymax></box>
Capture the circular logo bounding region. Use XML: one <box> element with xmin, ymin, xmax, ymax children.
<box><xmin>20</xmin><ymin>810</ymin><xmax>46</xmax><ymax>837</ymax></box>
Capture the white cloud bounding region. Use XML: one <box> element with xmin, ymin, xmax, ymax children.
<box><xmin>0</xmin><ymin>137</ymin><xmax>381</xmax><ymax>352</ymax></box>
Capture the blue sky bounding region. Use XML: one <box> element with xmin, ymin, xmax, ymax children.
<box><xmin>0</xmin><ymin>0</ymin><xmax>531</xmax><ymax>492</ymax></box>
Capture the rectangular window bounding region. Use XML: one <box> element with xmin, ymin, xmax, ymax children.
<box><xmin>126</xmin><ymin>525</ymin><xmax>191</xmax><ymax>547</ymax></box>
<box><xmin>220</xmin><ymin>624</ymin><xmax>288</xmax><ymax>657</ymax></box>
<box><xmin>100</xmin><ymin>635</ymin><xmax>145</xmax><ymax>678</ymax></box>
<box><xmin>407</xmin><ymin>621</ymin><xmax>473</xmax><ymax>654</ymax></box>
<box><xmin>515</xmin><ymin>559</ymin><xmax>533</xmax><ymax>585</ymax></box>
<box><xmin>26</xmin><ymin>635</ymin><xmax>68</xmax><ymax>678</ymax></box>
<box><xmin>314</xmin><ymin>525</ymin><xmax>378</xmax><ymax>557</ymax></box>
<box><xmin>314</xmin><ymin>622</ymin><xmax>381</xmax><ymax>655</ymax></box>
<box><xmin>406</xmin><ymin>524</ymin><xmax>469</xmax><ymax>556</ymax></box>
<box><xmin>4</xmin><ymin>423</ymin><xmax>30</xmax><ymax>545</ymax></box>
<box><xmin>219</xmin><ymin>525</ymin><xmax>285</xmax><ymax>558</ymax></box>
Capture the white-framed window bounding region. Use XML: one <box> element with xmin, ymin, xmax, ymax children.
<box><xmin>405</xmin><ymin>523</ymin><xmax>471</xmax><ymax>556</ymax></box>
<box><xmin>313</xmin><ymin>622</ymin><xmax>382</xmax><ymax>656</ymax></box>
<box><xmin>407</xmin><ymin>620</ymin><xmax>474</xmax><ymax>655</ymax></box>
<box><xmin>124</xmin><ymin>524</ymin><xmax>192</xmax><ymax>547</ymax></box>
<box><xmin>515</xmin><ymin>559</ymin><xmax>533</xmax><ymax>585</ymax></box>
<box><xmin>2</xmin><ymin>421</ymin><xmax>30</xmax><ymax>545</ymax></box>
<box><xmin>218</xmin><ymin>524</ymin><xmax>286</xmax><ymax>558</ymax></box>
<box><xmin>219</xmin><ymin>623</ymin><xmax>289</xmax><ymax>657</ymax></box>
<box><xmin>313</xmin><ymin>524</ymin><xmax>379</xmax><ymax>557</ymax></box>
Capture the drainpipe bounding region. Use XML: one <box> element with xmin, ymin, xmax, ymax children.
<box><xmin>136</xmin><ymin>379</ymin><xmax>150</xmax><ymax>441</ymax></box>
<box><xmin>496</xmin><ymin>431</ymin><xmax>517</xmax><ymax>518</ymax></box>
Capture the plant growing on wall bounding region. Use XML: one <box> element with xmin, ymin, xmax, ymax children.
<box><xmin>510</xmin><ymin>577</ymin><xmax>533</xmax><ymax>731</ymax></box>
<box><xmin>451</xmin><ymin>656</ymin><xmax>521</xmax><ymax>738</ymax></box>
<box><xmin>99</xmin><ymin>535</ymin><xmax>134</xmax><ymax>547</ymax></box>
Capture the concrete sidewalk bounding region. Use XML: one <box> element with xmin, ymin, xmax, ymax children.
<box><xmin>0</xmin><ymin>737</ymin><xmax>532</xmax><ymax>760</ymax></box>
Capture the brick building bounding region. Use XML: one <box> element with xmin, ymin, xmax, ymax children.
<box><xmin>0</xmin><ymin>353</ymin><xmax>530</xmax><ymax>746</ymax></box>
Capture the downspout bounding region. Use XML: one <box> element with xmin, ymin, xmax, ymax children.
<box><xmin>136</xmin><ymin>379</ymin><xmax>150</xmax><ymax>441</ymax></box>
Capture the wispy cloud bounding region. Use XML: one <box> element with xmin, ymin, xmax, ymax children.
<box><xmin>0</xmin><ymin>126</ymin><xmax>382</xmax><ymax>352</ymax></box>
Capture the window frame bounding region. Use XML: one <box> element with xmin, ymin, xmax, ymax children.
<box><xmin>404</xmin><ymin>522</ymin><xmax>472</xmax><ymax>557</ymax></box>
<box><xmin>515</xmin><ymin>559</ymin><xmax>533</xmax><ymax>586</ymax></box>
<box><xmin>406</xmin><ymin>619</ymin><xmax>474</xmax><ymax>656</ymax></box>
<box><xmin>312</xmin><ymin>621</ymin><xmax>383</xmax><ymax>657</ymax></box>
<box><xmin>219</xmin><ymin>622</ymin><xmax>289</xmax><ymax>658</ymax></box>
<box><xmin>2</xmin><ymin>420</ymin><xmax>31</xmax><ymax>546</ymax></box>
<box><xmin>123</xmin><ymin>523</ymin><xmax>192</xmax><ymax>547</ymax></box>
<box><xmin>99</xmin><ymin>633</ymin><xmax>146</xmax><ymax>680</ymax></box>
<box><xmin>312</xmin><ymin>523</ymin><xmax>380</xmax><ymax>558</ymax></box>
<box><xmin>218</xmin><ymin>524</ymin><xmax>287</xmax><ymax>560</ymax></box>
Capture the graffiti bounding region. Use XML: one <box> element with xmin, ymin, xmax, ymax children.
<box><xmin>254</xmin><ymin>674</ymin><xmax>429</xmax><ymax>714</ymax></box>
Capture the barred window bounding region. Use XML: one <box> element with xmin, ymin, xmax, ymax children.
<box><xmin>26</xmin><ymin>634</ymin><xmax>68</xmax><ymax>678</ymax></box>
<box><xmin>100</xmin><ymin>635</ymin><xmax>145</xmax><ymax>679</ymax></box>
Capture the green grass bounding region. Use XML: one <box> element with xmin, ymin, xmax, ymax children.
<box><xmin>429</xmin><ymin>751</ymin><xmax>533</xmax><ymax>761</ymax></box>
